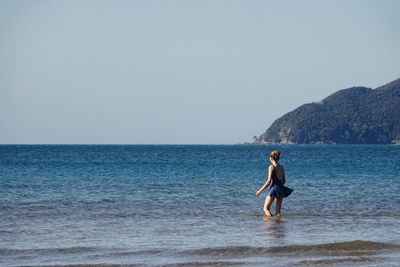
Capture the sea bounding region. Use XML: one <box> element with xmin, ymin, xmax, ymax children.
<box><xmin>1</xmin><ymin>144</ymin><xmax>400</xmax><ymax>267</ymax></box>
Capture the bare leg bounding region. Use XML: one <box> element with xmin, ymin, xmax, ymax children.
<box><xmin>275</xmin><ymin>197</ymin><xmax>283</xmax><ymax>216</ymax></box>
<box><xmin>263</xmin><ymin>195</ymin><xmax>275</xmax><ymax>217</ymax></box>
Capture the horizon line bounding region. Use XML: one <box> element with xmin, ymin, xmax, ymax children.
<box><xmin>0</xmin><ymin>143</ymin><xmax>396</xmax><ymax>146</ymax></box>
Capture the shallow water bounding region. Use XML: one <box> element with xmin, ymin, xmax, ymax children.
<box><xmin>1</xmin><ymin>145</ymin><xmax>400</xmax><ymax>266</ymax></box>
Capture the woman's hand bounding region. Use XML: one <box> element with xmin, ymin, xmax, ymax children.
<box><xmin>256</xmin><ymin>190</ymin><xmax>261</xmax><ymax>197</ymax></box>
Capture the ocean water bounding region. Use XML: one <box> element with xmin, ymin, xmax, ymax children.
<box><xmin>1</xmin><ymin>144</ymin><xmax>400</xmax><ymax>266</ymax></box>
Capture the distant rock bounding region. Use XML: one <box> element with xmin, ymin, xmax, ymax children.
<box><xmin>257</xmin><ymin>77</ymin><xmax>400</xmax><ymax>144</ymax></box>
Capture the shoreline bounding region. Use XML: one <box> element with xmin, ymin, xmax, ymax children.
<box><xmin>3</xmin><ymin>240</ymin><xmax>400</xmax><ymax>267</ymax></box>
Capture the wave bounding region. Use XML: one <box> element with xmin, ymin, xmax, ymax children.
<box><xmin>185</xmin><ymin>240</ymin><xmax>400</xmax><ymax>257</ymax></box>
<box><xmin>88</xmin><ymin>249</ymin><xmax>163</xmax><ymax>259</ymax></box>
<box><xmin>20</xmin><ymin>261</ymin><xmax>246</xmax><ymax>267</ymax></box>
<box><xmin>280</xmin><ymin>211</ymin><xmax>400</xmax><ymax>218</ymax></box>
<box><xmin>18</xmin><ymin>264</ymin><xmax>144</xmax><ymax>267</ymax></box>
<box><xmin>294</xmin><ymin>257</ymin><xmax>378</xmax><ymax>266</ymax></box>
<box><xmin>162</xmin><ymin>261</ymin><xmax>246</xmax><ymax>267</ymax></box>
<box><xmin>0</xmin><ymin>246</ymin><xmax>98</xmax><ymax>256</ymax></box>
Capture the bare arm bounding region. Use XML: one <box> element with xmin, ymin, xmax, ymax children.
<box><xmin>256</xmin><ymin>165</ymin><xmax>273</xmax><ymax>196</ymax></box>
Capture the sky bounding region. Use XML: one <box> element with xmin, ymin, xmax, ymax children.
<box><xmin>1</xmin><ymin>0</ymin><xmax>400</xmax><ymax>144</ymax></box>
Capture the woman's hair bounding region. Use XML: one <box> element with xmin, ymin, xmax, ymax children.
<box><xmin>270</xmin><ymin>150</ymin><xmax>281</xmax><ymax>161</ymax></box>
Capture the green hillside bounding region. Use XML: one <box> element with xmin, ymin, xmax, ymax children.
<box><xmin>257</xmin><ymin>77</ymin><xmax>400</xmax><ymax>144</ymax></box>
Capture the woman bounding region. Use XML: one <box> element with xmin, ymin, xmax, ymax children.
<box><xmin>256</xmin><ymin>150</ymin><xmax>293</xmax><ymax>217</ymax></box>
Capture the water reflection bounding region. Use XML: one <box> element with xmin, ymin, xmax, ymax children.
<box><xmin>262</xmin><ymin>216</ymin><xmax>286</xmax><ymax>240</ymax></box>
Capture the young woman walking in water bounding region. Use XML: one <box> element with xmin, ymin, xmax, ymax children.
<box><xmin>256</xmin><ymin>150</ymin><xmax>293</xmax><ymax>217</ymax></box>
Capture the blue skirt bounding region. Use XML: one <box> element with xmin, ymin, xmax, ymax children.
<box><xmin>268</xmin><ymin>184</ymin><xmax>293</xmax><ymax>198</ymax></box>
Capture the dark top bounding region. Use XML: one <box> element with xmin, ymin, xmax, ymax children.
<box><xmin>267</xmin><ymin>165</ymin><xmax>293</xmax><ymax>198</ymax></box>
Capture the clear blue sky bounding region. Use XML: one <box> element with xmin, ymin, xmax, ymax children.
<box><xmin>1</xmin><ymin>0</ymin><xmax>399</xmax><ymax>144</ymax></box>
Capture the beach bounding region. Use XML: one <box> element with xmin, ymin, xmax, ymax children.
<box><xmin>1</xmin><ymin>145</ymin><xmax>400</xmax><ymax>266</ymax></box>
